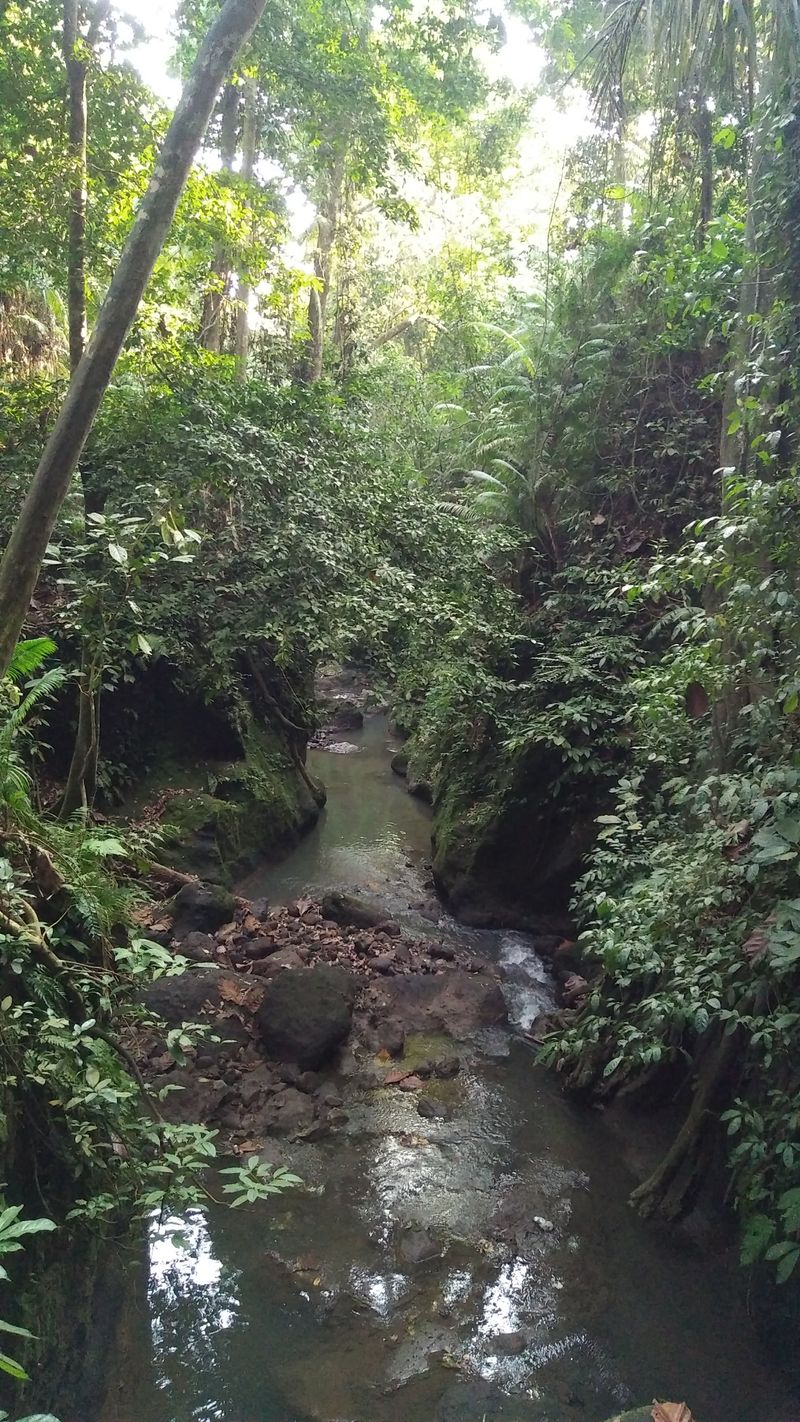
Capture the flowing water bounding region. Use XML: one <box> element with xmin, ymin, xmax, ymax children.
<box><xmin>98</xmin><ymin>717</ymin><xmax>798</xmax><ymax>1422</ymax></box>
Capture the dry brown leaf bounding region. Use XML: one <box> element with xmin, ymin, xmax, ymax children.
<box><xmin>218</xmin><ymin>978</ymin><xmax>255</xmax><ymax>1008</ymax></box>
<box><xmin>652</xmin><ymin>1402</ymin><xmax>693</xmax><ymax>1422</ymax></box>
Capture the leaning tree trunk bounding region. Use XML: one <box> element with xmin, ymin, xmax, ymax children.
<box><xmin>200</xmin><ymin>79</ymin><xmax>240</xmax><ymax>352</ymax></box>
<box><xmin>0</xmin><ymin>0</ymin><xmax>268</xmax><ymax>680</ymax></box>
<box><xmin>232</xmin><ymin>75</ymin><xmax>258</xmax><ymax>380</ymax></box>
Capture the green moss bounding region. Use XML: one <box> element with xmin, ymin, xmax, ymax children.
<box><xmin>154</xmin><ymin>720</ymin><xmax>322</xmax><ymax>884</ymax></box>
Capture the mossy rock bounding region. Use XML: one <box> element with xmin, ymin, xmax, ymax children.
<box><xmin>151</xmin><ymin>721</ymin><xmax>322</xmax><ymax>884</ymax></box>
<box><xmin>430</xmin><ymin>740</ymin><xmax>594</xmax><ymax>928</ymax></box>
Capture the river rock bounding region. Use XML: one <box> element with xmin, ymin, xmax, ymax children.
<box><xmin>378</xmin><ymin>1018</ymin><xmax>405</xmax><ymax>1058</ymax></box>
<box><xmin>170</xmin><ymin>882</ymin><xmax>236</xmax><ymax>939</ymax></box>
<box><xmin>390</xmin><ymin>751</ymin><xmax>409</xmax><ymax>778</ymax></box>
<box><xmin>255</xmin><ymin>965</ymin><xmax>356</xmax><ymax>1069</ymax></box>
<box><xmin>407</xmin><ymin>775</ymin><xmax>433</xmax><ymax>804</ymax></box>
<box><xmin>195</xmin><ymin>1014</ymin><xmax>250</xmax><ymax>1068</ymax></box>
<box><xmin>398</xmin><ymin>1227</ymin><xmax>441</xmax><ymax>1265</ymax></box>
<box><xmin>321</xmin><ymin>890</ymin><xmax>387</xmax><ymax>930</ymax></box>
<box><xmin>250</xmin><ymin>946</ymin><xmax>308</xmax><ymax>977</ymax></box>
<box><xmin>178</xmin><ymin>931</ymin><xmax>216</xmax><ymax>962</ymax></box>
<box><xmin>155</xmin><ymin>1067</ymin><xmax>229</xmax><ymax>1125</ymax></box>
<box><xmin>493</xmin><ymin>1330</ymin><xmax>527</xmax><ymax>1355</ymax></box>
<box><xmin>139</xmin><ymin>968</ymin><xmax>229</xmax><ymax>1026</ymax></box>
<box><xmin>329</xmin><ymin>701</ymin><xmax>364</xmax><ymax>731</ymax></box>
<box><xmin>374</xmin><ymin>970</ymin><xmax>507</xmax><ymax>1037</ymax></box>
<box><xmin>256</xmin><ymin>1085</ymin><xmax>316</xmax><ymax>1137</ymax></box>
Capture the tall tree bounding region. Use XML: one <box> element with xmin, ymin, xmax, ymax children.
<box><xmin>0</xmin><ymin>0</ymin><xmax>268</xmax><ymax>680</ymax></box>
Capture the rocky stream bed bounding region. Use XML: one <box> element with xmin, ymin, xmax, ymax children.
<box><xmin>89</xmin><ymin>717</ymin><xmax>799</xmax><ymax>1422</ymax></box>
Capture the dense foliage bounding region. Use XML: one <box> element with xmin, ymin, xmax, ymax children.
<box><xmin>1</xmin><ymin>4</ymin><xmax>800</xmax><ymax>1396</ymax></box>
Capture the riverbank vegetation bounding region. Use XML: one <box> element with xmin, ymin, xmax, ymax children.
<box><xmin>1</xmin><ymin>0</ymin><xmax>800</xmax><ymax>1396</ymax></box>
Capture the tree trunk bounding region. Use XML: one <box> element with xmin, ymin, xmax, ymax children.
<box><xmin>695</xmin><ymin>94</ymin><xmax>713</xmax><ymax>244</ymax></box>
<box><xmin>60</xmin><ymin>662</ymin><xmax>100</xmax><ymax>817</ymax></box>
<box><xmin>299</xmin><ymin>148</ymin><xmax>346</xmax><ymax>383</ymax></box>
<box><xmin>200</xmin><ymin>80</ymin><xmax>240</xmax><ymax>352</ymax></box>
<box><xmin>0</xmin><ymin>0</ymin><xmax>267</xmax><ymax>681</ymax></box>
<box><xmin>63</xmin><ymin>0</ymin><xmax>88</xmax><ymax>374</ymax></box>
<box><xmin>233</xmin><ymin>75</ymin><xmax>257</xmax><ymax>380</ymax></box>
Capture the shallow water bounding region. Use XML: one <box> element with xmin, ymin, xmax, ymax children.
<box><xmin>98</xmin><ymin>717</ymin><xmax>797</xmax><ymax>1422</ymax></box>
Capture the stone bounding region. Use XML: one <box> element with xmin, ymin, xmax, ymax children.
<box><xmin>493</xmin><ymin>1331</ymin><xmax>526</xmax><ymax>1356</ymax></box>
<box><xmin>255</xmin><ymin>965</ymin><xmax>356</xmax><ymax>1070</ymax></box>
<box><xmin>376</xmin><ymin>970</ymin><xmax>507</xmax><ymax>1037</ymax></box>
<box><xmin>257</xmin><ymin>1085</ymin><xmax>315</xmax><ymax>1138</ymax></box>
<box><xmin>433</xmin><ymin>1055</ymin><xmax>461</xmax><ymax>1079</ymax></box>
<box><xmin>321</xmin><ymin>890</ymin><xmax>388</xmax><ymax>930</ymax></box>
<box><xmin>378</xmin><ymin>1019</ymin><xmax>406</xmax><ymax>1061</ymax></box>
<box><xmin>316</xmin><ymin>1081</ymin><xmax>344</xmax><ymax>1108</ymax></box>
<box><xmin>140</xmin><ymin>968</ymin><xmax>227</xmax><ymax>1027</ymax></box>
<box><xmin>195</xmin><ymin>1015</ymin><xmax>250</xmax><ymax>1068</ymax></box>
<box><xmin>156</xmin><ymin>1068</ymin><xmax>229</xmax><ymax>1126</ymax></box>
<box><xmin>417</xmin><ymin>1096</ymin><xmax>447</xmax><ymax>1120</ymax></box>
<box><xmin>250</xmin><ymin>896</ymin><xmax>270</xmax><ymax>921</ymax></box>
<box><xmin>179</xmin><ymin>931</ymin><xmax>216</xmax><ymax>962</ymax></box>
<box><xmin>329</xmin><ymin>702</ymin><xmax>364</xmax><ymax>731</ymax></box>
<box><xmin>250</xmin><ymin>946</ymin><xmax>307</xmax><ymax>977</ymax></box>
<box><xmin>243</xmin><ymin>935</ymin><xmax>278</xmax><ymax>960</ymax></box>
<box><xmin>239</xmin><ymin>1064</ymin><xmax>276</xmax><ymax>1108</ymax></box>
<box><xmin>407</xmin><ymin>776</ymin><xmax>433</xmax><ymax>804</ymax></box>
<box><xmin>398</xmin><ymin>1227</ymin><xmax>440</xmax><ymax>1265</ymax></box>
<box><xmin>170</xmin><ymin>882</ymin><xmax>236</xmax><ymax>939</ymax></box>
<box><xmin>429</xmin><ymin>942</ymin><xmax>456</xmax><ymax>962</ymax></box>
<box><xmin>372</xmin><ymin>952</ymin><xmax>396</xmax><ymax>974</ymax></box>
<box><xmin>390</xmin><ymin>750</ymin><xmax>409</xmax><ymax>778</ymax></box>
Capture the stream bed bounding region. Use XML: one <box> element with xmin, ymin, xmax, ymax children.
<box><xmin>98</xmin><ymin>718</ymin><xmax>797</xmax><ymax>1422</ymax></box>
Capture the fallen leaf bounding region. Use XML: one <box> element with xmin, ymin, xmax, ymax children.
<box><xmin>398</xmin><ymin>1074</ymin><xmax>425</xmax><ymax>1091</ymax></box>
<box><xmin>219</xmin><ymin>978</ymin><xmax>254</xmax><ymax>1008</ymax></box>
<box><xmin>384</xmin><ymin>1068</ymin><xmax>411</xmax><ymax>1086</ymax></box>
<box><xmin>652</xmin><ymin>1402</ymin><xmax>693</xmax><ymax>1422</ymax></box>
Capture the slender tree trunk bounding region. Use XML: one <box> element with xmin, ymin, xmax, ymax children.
<box><xmin>0</xmin><ymin>0</ymin><xmax>267</xmax><ymax>681</ymax></box>
<box><xmin>63</xmin><ymin>0</ymin><xmax>88</xmax><ymax>373</ymax></box>
<box><xmin>299</xmin><ymin>148</ymin><xmax>346</xmax><ymax>383</ymax></box>
<box><xmin>233</xmin><ymin>75</ymin><xmax>257</xmax><ymax>380</ymax></box>
<box><xmin>695</xmin><ymin>94</ymin><xmax>713</xmax><ymax>244</ymax></box>
<box><xmin>200</xmin><ymin>80</ymin><xmax>240</xmax><ymax>352</ymax></box>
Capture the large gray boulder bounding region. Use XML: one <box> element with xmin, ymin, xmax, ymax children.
<box><xmin>255</xmin><ymin>965</ymin><xmax>357</xmax><ymax>1070</ymax></box>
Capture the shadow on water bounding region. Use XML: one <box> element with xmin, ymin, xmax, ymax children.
<box><xmin>92</xmin><ymin>717</ymin><xmax>797</xmax><ymax>1422</ymax></box>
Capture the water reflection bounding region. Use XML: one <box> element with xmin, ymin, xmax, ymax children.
<box><xmin>96</xmin><ymin>716</ymin><xmax>799</xmax><ymax>1422</ymax></box>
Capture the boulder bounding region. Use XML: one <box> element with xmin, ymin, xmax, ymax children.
<box><xmin>375</xmin><ymin>970</ymin><xmax>507</xmax><ymax>1038</ymax></box>
<box><xmin>329</xmin><ymin>701</ymin><xmax>364</xmax><ymax>731</ymax></box>
<box><xmin>255</xmin><ymin>965</ymin><xmax>357</xmax><ymax>1070</ymax></box>
<box><xmin>170</xmin><ymin>882</ymin><xmax>236</xmax><ymax>939</ymax></box>
<box><xmin>321</xmin><ymin>890</ymin><xmax>387</xmax><ymax>930</ymax></box>
<box><xmin>140</xmin><ymin>968</ymin><xmax>228</xmax><ymax>1026</ymax></box>
<box><xmin>390</xmin><ymin>751</ymin><xmax>409</xmax><ymax>778</ymax></box>
<box><xmin>407</xmin><ymin>775</ymin><xmax>433</xmax><ymax>804</ymax></box>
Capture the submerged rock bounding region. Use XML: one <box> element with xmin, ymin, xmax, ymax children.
<box><xmin>255</xmin><ymin>965</ymin><xmax>356</xmax><ymax>1070</ymax></box>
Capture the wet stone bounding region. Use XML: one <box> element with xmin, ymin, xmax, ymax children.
<box><xmin>398</xmin><ymin>1228</ymin><xmax>442</xmax><ymax>1265</ymax></box>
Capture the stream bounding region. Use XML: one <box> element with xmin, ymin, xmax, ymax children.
<box><xmin>98</xmin><ymin>717</ymin><xmax>797</xmax><ymax>1422</ymax></box>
